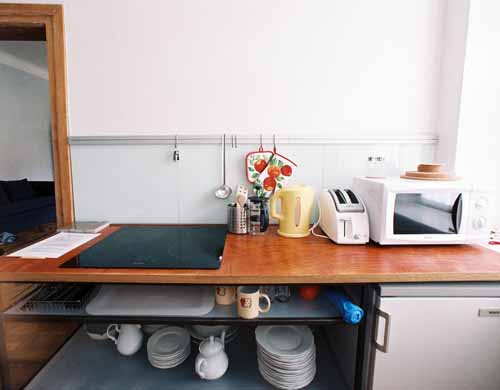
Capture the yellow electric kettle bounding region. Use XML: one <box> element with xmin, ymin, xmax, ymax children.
<box><xmin>270</xmin><ymin>185</ymin><xmax>315</xmax><ymax>238</ymax></box>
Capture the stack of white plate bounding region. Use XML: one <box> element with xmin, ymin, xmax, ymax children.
<box><xmin>147</xmin><ymin>326</ymin><xmax>191</xmax><ymax>369</ymax></box>
<box><xmin>189</xmin><ymin>325</ymin><xmax>239</xmax><ymax>344</ymax></box>
<box><xmin>256</xmin><ymin>325</ymin><xmax>316</xmax><ymax>390</ymax></box>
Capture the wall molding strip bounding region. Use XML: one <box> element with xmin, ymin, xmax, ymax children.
<box><xmin>69</xmin><ymin>134</ymin><xmax>438</xmax><ymax>146</ymax></box>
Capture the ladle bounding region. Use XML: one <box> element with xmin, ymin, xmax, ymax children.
<box><xmin>214</xmin><ymin>134</ymin><xmax>232</xmax><ymax>199</ymax></box>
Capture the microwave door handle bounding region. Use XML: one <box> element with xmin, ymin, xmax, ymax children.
<box><xmin>451</xmin><ymin>194</ymin><xmax>463</xmax><ymax>233</ymax></box>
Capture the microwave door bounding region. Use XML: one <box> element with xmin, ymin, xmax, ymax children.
<box><xmin>393</xmin><ymin>192</ymin><xmax>463</xmax><ymax>235</ymax></box>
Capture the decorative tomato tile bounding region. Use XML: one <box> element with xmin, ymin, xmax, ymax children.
<box><xmin>246</xmin><ymin>151</ymin><xmax>274</xmax><ymax>183</ymax></box>
<box><xmin>253</xmin><ymin>153</ymin><xmax>297</xmax><ymax>198</ymax></box>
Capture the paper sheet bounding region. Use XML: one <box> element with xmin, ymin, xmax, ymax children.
<box><xmin>7</xmin><ymin>232</ymin><xmax>99</xmax><ymax>259</ymax></box>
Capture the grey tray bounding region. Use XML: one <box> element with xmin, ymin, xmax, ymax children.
<box><xmin>85</xmin><ymin>285</ymin><xmax>215</xmax><ymax>316</ymax></box>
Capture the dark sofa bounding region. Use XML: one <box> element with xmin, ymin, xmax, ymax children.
<box><xmin>0</xmin><ymin>180</ymin><xmax>56</xmax><ymax>234</ymax></box>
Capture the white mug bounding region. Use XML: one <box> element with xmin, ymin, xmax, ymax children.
<box><xmin>237</xmin><ymin>286</ymin><xmax>271</xmax><ymax>319</ymax></box>
<box><xmin>106</xmin><ymin>324</ymin><xmax>143</xmax><ymax>356</ymax></box>
<box><xmin>215</xmin><ymin>286</ymin><xmax>236</xmax><ymax>305</ymax></box>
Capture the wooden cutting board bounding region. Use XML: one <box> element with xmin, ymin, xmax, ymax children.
<box><xmin>401</xmin><ymin>171</ymin><xmax>461</xmax><ymax>181</ymax></box>
<box><xmin>401</xmin><ymin>162</ymin><xmax>460</xmax><ymax>181</ymax></box>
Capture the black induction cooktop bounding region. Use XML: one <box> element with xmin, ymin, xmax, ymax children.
<box><xmin>60</xmin><ymin>226</ymin><xmax>227</xmax><ymax>269</ymax></box>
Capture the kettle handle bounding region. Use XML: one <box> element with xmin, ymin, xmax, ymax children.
<box><xmin>261</xmin><ymin>201</ymin><xmax>269</xmax><ymax>232</ymax></box>
<box><xmin>269</xmin><ymin>191</ymin><xmax>283</xmax><ymax>221</ymax></box>
<box><xmin>196</xmin><ymin>358</ymin><xmax>207</xmax><ymax>379</ymax></box>
<box><xmin>106</xmin><ymin>324</ymin><xmax>120</xmax><ymax>344</ymax></box>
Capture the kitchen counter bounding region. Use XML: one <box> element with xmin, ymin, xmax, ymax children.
<box><xmin>1</xmin><ymin>225</ymin><xmax>500</xmax><ymax>284</ymax></box>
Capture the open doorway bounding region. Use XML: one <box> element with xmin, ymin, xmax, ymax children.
<box><xmin>0</xmin><ymin>5</ymin><xmax>73</xmax><ymax>255</ymax></box>
<box><xmin>0</xmin><ymin>31</ymin><xmax>56</xmax><ymax>253</ymax></box>
<box><xmin>0</xmin><ymin>9</ymin><xmax>77</xmax><ymax>390</ymax></box>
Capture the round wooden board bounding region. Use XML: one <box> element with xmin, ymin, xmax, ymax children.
<box><xmin>404</xmin><ymin>171</ymin><xmax>451</xmax><ymax>179</ymax></box>
<box><xmin>417</xmin><ymin>163</ymin><xmax>443</xmax><ymax>173</ymax></box>
<box><xmin>401</xmin><ymin>174</ymin><xmax>461</xmax><ymax>181</ymax></box>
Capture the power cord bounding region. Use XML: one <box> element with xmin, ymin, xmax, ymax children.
<box><xmin>309</xmin><ymin>197</ymin><xmax>329</xmax><ymax>239</ymax></box>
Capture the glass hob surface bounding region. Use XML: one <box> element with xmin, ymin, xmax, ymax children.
<box><xmin>60</xmin><ymin>226</ymin><xmax>227</xmax><ymax>269</ymax></box>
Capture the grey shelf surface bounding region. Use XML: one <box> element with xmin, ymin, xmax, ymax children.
<box><xmin>26</xmin><ymin>326</ymin><xmax>348</xmax><ymax>390</ymax></box>
<box><xmin>5</xmin><ymin>288</ymin><xmax>342</xmax><ymax>324</ymax></box>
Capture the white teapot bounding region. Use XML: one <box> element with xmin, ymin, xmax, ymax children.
<box><xmin>195</xmin><ymin>335</ymin><xmax>228</xmax><ymax>380</ymax></box>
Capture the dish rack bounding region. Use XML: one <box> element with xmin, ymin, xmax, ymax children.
<box><xmin>20</xmin><ymin>283</ymin><xmax>96</xmax><ymax>313</ymax></box>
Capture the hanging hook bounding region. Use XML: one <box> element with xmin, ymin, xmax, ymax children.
<box><xmin>259</xmin><ymin>134</ymin><xmax>263</xmax><ymax>151</ymax></box>
<box><xmin>173</xmin><ymin>135</ymin><xmax>180</xmax><ymax>162</ymax></box>
<box><xmin>273</xmin><ymin>134</ymin><xmax>277</xmax><ymax>153</ymax></box>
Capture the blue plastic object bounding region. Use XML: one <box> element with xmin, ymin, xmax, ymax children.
<box><xmin>325</xmin><ymin>287</ymin><xmax>364</xmax><ymax>324</ymax></box>
<box><xmin>0</xmin><ymin>232</ymin><xmax>16</xmax><ymax>245</ymax></box>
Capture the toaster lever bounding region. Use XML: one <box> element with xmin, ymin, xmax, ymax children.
<box><xmin>341</xmin><ymin>219</ymin><xmax>354</xmax><ymax>238</ymax></box>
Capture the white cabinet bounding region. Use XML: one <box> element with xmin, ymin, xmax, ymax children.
<box><xmin>371</xmin><ymin>284</ymin><xmax>500</xmax><ymax>390</ymax></box>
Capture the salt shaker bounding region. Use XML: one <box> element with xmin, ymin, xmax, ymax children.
<box><xmin>366</xmin><ymin>156</ymin><xmax>386</xmax><ymax>178</ymax></box>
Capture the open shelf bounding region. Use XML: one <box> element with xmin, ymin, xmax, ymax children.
<box><xmin>5</xmin><ymin>287</ymin><xmax>342</xmax><ymax>325</ymax></box>
<box><xmin>26</xmin><ymin>326</ymin><xmax>349</xmax><ymax>390</ymax></box>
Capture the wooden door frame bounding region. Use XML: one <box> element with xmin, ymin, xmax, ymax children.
<box><xmin>0</xmin><ymin>4</ymin><xmax>74</xmax><ymax>227</ymax></box>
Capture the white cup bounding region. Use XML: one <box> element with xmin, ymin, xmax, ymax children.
<box><xmin>106</xmin><ymin>324</ymin><xmax>143</xmax><ymax>356</ymax></box>
<box><xmin>215</xmin><ymin>286</ymin><xmax>237</xmax><ymax>305</ymax></box>
<box><xmin>237</xmin><ymin>286</ymin><xmax>271</xmax><ymax>319</ymax></box>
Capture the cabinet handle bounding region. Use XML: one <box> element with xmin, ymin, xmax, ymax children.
<box><xmin>374</xmin><ymin>308</ymin><xmax>391</xmax><ymax>353</ymax></box>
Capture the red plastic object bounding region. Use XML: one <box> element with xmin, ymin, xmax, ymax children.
<box><xmin>299</xmin><ymin>285</ymin><xmax>321</xmax><ymax>301</ymax></box>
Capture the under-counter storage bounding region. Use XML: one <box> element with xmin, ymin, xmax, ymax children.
<box><xmin>25</xmin><ymin>325</ymin><xmax>348</xmax><ymax>390</ymax></box>
<box><xmin>0</xmin><ymin>283</ymin><xmax>366</xmax><ymax>390</ymax></box>
<box><xmin>5</xmin><ymin>284</ymin><xmax>348</xmax><ymax>325</ymax></box>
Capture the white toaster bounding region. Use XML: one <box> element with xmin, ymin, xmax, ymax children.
<box><xmin>319</xmin><ymin>188</ymin><xmax>369</xmax><ymax>244</ymax></box>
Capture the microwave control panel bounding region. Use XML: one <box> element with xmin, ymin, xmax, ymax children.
<box><xmin>468</xmin><ymin>192</ymin><xmax>491</xmax><ymax>238</ymax></box>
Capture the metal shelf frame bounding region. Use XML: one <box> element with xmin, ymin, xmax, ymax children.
<box><xmin>0</xmin><ymin>283</ymin><xmax>375</xmax><ymax>390</ymax></box>
<box><xmin>3</xmin><ymin>284</ymin><xmax>344</xmax><ymax>325</ymax></box>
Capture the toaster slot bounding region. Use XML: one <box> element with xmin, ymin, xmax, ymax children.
<box><xmin>345</xmin><ymin>190</ymin><xmax>359</xmax><ymax>204</ymax></box>
<box><xmin>334</xmin><ymin>190</ymin><xmax>348</xmax><ymax>204</ymax></box>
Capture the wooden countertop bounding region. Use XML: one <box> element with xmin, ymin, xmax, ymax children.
<box><xmin>1</xmin><ymin>225</ymin><xmax>500</xmax><ymax>284</ymax></box>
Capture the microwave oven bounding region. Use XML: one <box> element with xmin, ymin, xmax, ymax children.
<box><xmin>352</xmin><ymin>177</ymin><xmax>490</xmax><ymax>245</ymax></box>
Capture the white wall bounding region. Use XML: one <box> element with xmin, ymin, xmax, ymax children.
<box><xmin>0</xmin><ymin>50</ymin><xmax>52</xmax><ymax>181</ymax></box>
<box><xmin>434</xmin><ymin>0</ymin><xmax>470</xmax><ymax>171</ymax></box>
<box><xmin>455</xmin><ymin>0</ymin><xmax>500</xmax><ymax>227</ymax></box>
<box><xmin>2</xmin><ymin>0</ymin><xmax>446</xmax><ymax>137</ymax></box>
<box><xmin>0</xmin><ymin>1</ymin><xmax>449</xmax><ymax>223</ymax></box>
